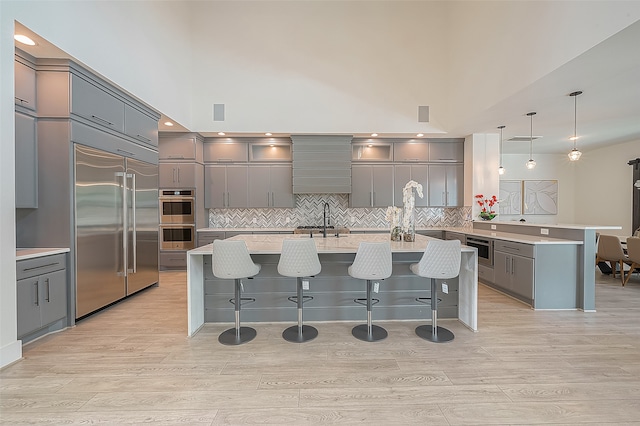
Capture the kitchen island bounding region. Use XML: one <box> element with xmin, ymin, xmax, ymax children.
<box><xmin>186</xmin><ymin>233</ymin><xmax>478</xmax><ymax>337</ymax></box>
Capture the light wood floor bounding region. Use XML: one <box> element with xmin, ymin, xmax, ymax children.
<box><xmin>2</xmin><ymin>270</ymin><xmax>640</xmax><ymax>425</ymax></box>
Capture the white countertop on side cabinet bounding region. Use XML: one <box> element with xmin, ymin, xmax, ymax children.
<box><xmin>16</xmin><ymin>248</ymin><xmax>70</xmax><ymax>261</ymax></box>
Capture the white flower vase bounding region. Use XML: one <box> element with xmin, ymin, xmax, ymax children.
<box><xmin>403</xmin><ymin>210</ymin><xmax>415</xmax><ymax>242</ymax></box>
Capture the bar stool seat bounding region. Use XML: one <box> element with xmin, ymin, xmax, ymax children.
<box><xmin>278</xmin><ymin>238</ymin><xmax>322</xmax><ymax>343</ymax></box>
<box><xmin>212</xmin><ymin>239</ymin><xmax>261</xmax><ymax>345</ymax></box>
<box><xmin>410</xmin><ymin>239</ymin><xmax>461</xmax><ymax>343</ymax></box>
<box><xmin>348</xmin><ymin>242</ymin><xmax>393</xmax><ymax>342</ymax></box>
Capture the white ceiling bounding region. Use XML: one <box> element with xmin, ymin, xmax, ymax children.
<box><xmin>14</xmin><ymin>18</ymin><xmax>640</xmax><ymax>155</ymax></box>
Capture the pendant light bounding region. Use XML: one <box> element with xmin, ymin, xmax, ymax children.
<box><xmin>525</xmin><ymin>112</ymin><xmax>536</xmax><ymax>170</ymax></box>
<box><xmin>568</xmin><ymin>91</ymin><xmax>583</xmax><ymax>161</ymax></box>
<box><xmin>497</xmin><ymin>125</ymin><xmax>506</xmax><ymax>175</ymax></box>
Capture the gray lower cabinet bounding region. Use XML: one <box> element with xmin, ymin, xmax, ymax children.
<box><xmin>444</xmin><ymin>231</ymin><xmax>466</xmax><ymax>243</ymax></box>
<box><xmin>428</xmin><ymin>164</ymin><xmax>463</xmax><ymax>207</ymax></box>
<box><xmin>350</xmin><ymin>164</ymin><xmax>394</xmax><ymax>207</ymax></box>
<box><xmin>16</xmin><ymin>254</ymin><xmax>67</xmax><ymax>339</ymax></box>
<box><xmin>15</xmin><ymin>111</ymin><xmax>38</xmax><ymax>208</ymax></box>
<box><xmin>159</xmin><ymin>251</ymin><xmax>187</xmax><ymax>270</ymax></box>
<box><xmin>494</xmin><ymin>250</ymin><xmax>534</xmax><ymax>303</ymax></box>
<box><xmin>159</xmin><ymin>162</ymin><xmax>197</xmax><ymax>188</ymax></box>
<box><xmin>205</xmin><ymin>165</ymin><xmax>249</xmax><ymax>208</ymax></box>
<box><xmin>248</xmin><ymin>165</ymin><xmax>294</xmax><ymax>208</ymax></box>
<box><xmin>197</xmin><ymin>231</ymin><xmax>225</xmax><ymax>247</ymax></box>
<box><xmin>417</xmin><ymin>230</ymin><xmax>443</xmax><ymax>239</ymax></box>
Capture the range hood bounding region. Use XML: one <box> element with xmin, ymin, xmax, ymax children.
<box><xmin>291</xmin><ymin>135</ymin><xmax>352</xmax><ymax>194</ymax></box>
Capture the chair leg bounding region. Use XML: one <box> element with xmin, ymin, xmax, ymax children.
<box><xmin>416</xmin><ymin>278</ymin><xmax>454</xmax><ymax>343</ymax></box>
<box><xmin>283</xmin><ymin>277</ymin><xmax>318</xmax><ymax>343</ymax></box>
<box><xmin>623</xmin><ymin>262</ymin><xmax>639</xmax><ymax>286</ymax></box>
<box><xmin>352</xmin><ymin>280</ymin><xmax>387</xmax><ymax>342</ymax></box>
<box><xmin>219</xmin><ymin>279</ymin><xmax>257</xmax><ymax>345</ymax></box>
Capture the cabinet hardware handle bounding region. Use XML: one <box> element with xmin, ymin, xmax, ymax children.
<box><xmin>511</xmin><ymin>258</ymin><xmax>515</xmax><ymax>275</ymax></box>
<box><xmin>177</xmin><ymin>168</ymin><xmax>180</xmax><ymax>182</ymax></box>
<box><xmin>15</xmin><ymin>96</ymin><xmax>29</xmax><ymax>104</ymax></box>
<box><xmin>116</xmin><ymin>148</ymin><xmax>135</xmax><ymax>157</ymax></box>
<box><xmin>135</xmin><ymin>134</ymin><xmax>151</xmax><ymax>142</ymax></box>
<box><xmin>22</xmin><ymin>262</ymin><xmax>59</xmax><ymax>272</ymax></box>
<box><xmin>271</xmin><ymin>192</ymin><xmax>274</xmax><ymax>206</ymax></box>
<box><xmin>34</xmin><ymin>281</ymin><xmax>39</xmax><ymax>306</ymax></box>
<box><xmin>45</xmin><ymin>278</ymin><xmax>50</xmax><ymax>302</ymax></box>
<box><xmin>90</xmin><ymin>115</ymin><xmax>114</xmax><ymax>126</ymax></box>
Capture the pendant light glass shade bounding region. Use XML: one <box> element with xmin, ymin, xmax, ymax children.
<box><xmin>498</xmin><ymin>125</ymin><xmax>506</xmax><ymax>175</ymax></box>
<box><xmin>525</xmin><ymin>112</ymin><xmax>536</xmax><ymax>170</ymax></box>
<box><xmin>568</xmin><ymin>91</ymin><xmax>583</xmax><ymax>161</ymax></box>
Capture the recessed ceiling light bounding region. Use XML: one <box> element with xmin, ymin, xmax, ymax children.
<box><xmin>163</xmin><ymin>121</ymin><xmax>174</xmax><ymax>126</ymax></box>
<box><xmin>416</xmin><ymin>133</ymin><xmax>424</xmax><ymax>137</ymax></box>
<box><xmin>367</xmin><ymin>144</ymin><xmax>373</xmax><ymax>147</ymax></box>
<box><xmin>265</xmin><ymin>132</ymin><xmax>272</xmax><ymax>136</ymax></box>
<box><xmin>14</xmin><ymin>34</ymin><xmax>36</xmax><ymax>46</ymax></box>
<box><xmin>217</xmin><ymin>132</ymin><xmax>226</xmax><ymax>136</ymax></box>
<box><xmin>371</xmin><ymin>133</ymin><xmax>378</xmax><ymax>137</ymax></box>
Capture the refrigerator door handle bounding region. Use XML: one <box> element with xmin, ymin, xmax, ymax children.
<box><xmin>131</xmin><ymin>172</ymin><xmax>137</xmax><ymax>273</ymax></box>
<box><xmin>120</xmin><ymin>171</ymin><xmax>128</xmax><ymax>277</ymax></box>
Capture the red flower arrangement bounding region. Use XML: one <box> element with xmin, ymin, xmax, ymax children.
<box><xmin>475</xmin><ymin>194</ymin><xmax>498</xmax><ymax>220</ymax></box>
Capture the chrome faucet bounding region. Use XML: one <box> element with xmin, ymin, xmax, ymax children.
<box><xmin>323</xmin><ymin>202</ymin><xmax>330</xmax><ymax>238</ymax></box>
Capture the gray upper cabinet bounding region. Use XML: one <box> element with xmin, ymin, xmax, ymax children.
<box><xmin>393</xmin><ymin>164</ymin><xmax>428</xmax><ymax>207</ymax></box>
<box><xmin>393</xmin><ymin>143</ymin><xmax>429</xmax><ymax>162</ymax></box>
<box><xmin>248</xmin><ymin>165</ymin><xmax>294</xmax><ymax>208</ymax></box>
<box><xmin>429</xmin><ymin>142</ymin><xmax>464</xmax><ymax>162</ymax></box>
<box><xmin>350</xmin><ymin>164</ymin><xmax>394</xmax><ymax>207</ymax></box>
<box><xmin>352</xmin><ymin>143</ymin><xmax>393</xmax><ymax>161</ymax></box>
<box><xmin>428</xmin><ymin>164</ymin><xmax>463</xmax><ymax>207</ymax></box>
<box><xmin>205</xmin><ymin>165</ymin><xmax>249</xmax><ymax>208</ymax></box>
<box><xmin>70</xmin><ymin>74</ymin><xmax>125</xmax><ymax>133</ymax></box>
<box><xmin>159</xmin><ymin>163</ymin><xmax>197</xmax><ymax>189</ymax></box>
<box><xmin>15</xmin><ymin>111</ymin><xmax>38</xmax><ymax>209</ymax></box>
<box><xmin>161</xmin><ymin>135</ymin><xmax>202</xmax><ymax>161</ymax></box>
<box><xmin>204</xmin><ymin>142</ymin><xmax>248</xmax><ymax>163</ymax></box>
<box><xmin>15</xmin><ymin>59</ymin><xmax>36</xmax><ymax>111</ymax></box>
<box><xmin>124</xmin><ymin>104</ymin><xmax>158</xmax><ymax>148</ymax></box>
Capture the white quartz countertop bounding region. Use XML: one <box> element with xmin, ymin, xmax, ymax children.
<box><xmin>16</xmin><ymin>248</ymin><xmax>70</xmax><ymax>261</ymax></box>
<box><xmin>189</xmin><ymin>233</ymin><xmax>477</xmax><ymax>255</ymax></box>
<box><xmin>473</xmin><ymin>221</ymin><xmax>622</xmax><ymax>230</ymax></box>
<box><xmin>195</xmin><ymin>226</ymin><xmax>582</xmax><ymax>245</ymax></box>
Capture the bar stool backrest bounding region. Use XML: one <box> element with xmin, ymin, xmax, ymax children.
<box><xmin>212</xmin><ymin>239</ymin><xmax>260</xmax><ymax>279</ymax></box>
<box><xmin>278</xmin><ymin>238</ymin><xmax>321</xmax><ymax>278</ymax></box>
<box><xmin>414</xmin><ymin>239</ymin><xmax>461</xmax><ymax>279</ymax></box>
<box><xmin>349</xmin><ymin>242</ymin><xmax>392</xmax><ymax>280</ymax></box>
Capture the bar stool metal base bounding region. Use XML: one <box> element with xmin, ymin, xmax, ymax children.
<box><xmin>415</xmin><ymin>325</ymin><xmax>454</xmax><ymax>343</ymax></box>
<box><xmin>218</xmin><ymin>326</ymin><xmax>257</xmax><ymax>345</ymax></box>
<box><xmin>352</xmin><ymin>324</ymin><xmax>388</xmax><ymax>342</ymax></box>
<box><xmin>283</xmin><ymin>325</ymin><xmax>318</xmax><ymax>343</ymax></box>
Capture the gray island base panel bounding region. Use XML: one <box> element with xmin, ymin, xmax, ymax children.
<box><xmin>187</xmin><ymin>234</ymin><xmax>478</xmax><ymax>337</ymax></box>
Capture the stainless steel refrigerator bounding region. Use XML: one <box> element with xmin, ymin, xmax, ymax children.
<box><xmin>75</xmin><ymin>144</ymin><xmax>159</xmax><ymax>318</ymax></box>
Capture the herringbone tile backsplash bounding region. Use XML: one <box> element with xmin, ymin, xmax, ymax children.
<box><xmin>209</xmin><ymin>194</ymin><xmax>471</xmax><ymax>229</ymax></box>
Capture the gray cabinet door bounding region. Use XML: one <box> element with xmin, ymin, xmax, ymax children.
<box><xmin>393</xmin><ymin>165</ymin><xmax>411</xmax><ymax>207</ymax></box>
<box><xmin>16</xmin><ymin>277</ymin><xmax>41</xmax><ymax>338</ymax></box>
<box><xmin>428</xmin><ymin>165</ymin><xmax>447</xmax><ymax>206</ymax></box>
<box><xmin>159</xmin><ymin>163</ymin><xmax>196</xmax><ymax>188</ymax></box>
<box><xmin>371</xmin><ymin>165</ymin><xmax>394</xmax><ymax>207</ymax></box>
<box><xmin>124</xmin><ymin>104</ymin><xmax>158</xmax><ymax>148</ymax></box>
<box><xmin>446</xmin><ymin>164</ymin><xmax>464</xmax><ymax>206</ymax></box>
<box><xmin>350</xmin><ymin>165</ymin><xmax>373</xmax><ymax>207</ymax></box>
<box><xmin>159</xmin><ymin>135</ymin><xmax>197</xmax><ymax>160</ymax></box>
<box><xmin>15</xmin><ymin>111</ymin><xmax>38</xmax><ymax>208</ymax></box>
<box><xmin>15</xmin><ymin>59</ymin><xmax>36</xmax><ymax>111</ymax></box>
<box><xmin>269</xmin><ymin>165</ymin><xmax>294</xmax><ymax>208</ymax></box>
<box><xmin>494</xmin><ymin>251</ymin><xmax>510</xmax><ymax>293</ymax></box>
<box><xmin>394</xmin><ymin>143</ymin><xmax>429</xmax><ymax>162</ymax></box>
<box><xmin>39</xmin><ymin>269</ymin><xmax>67</xmax><ymax>326</ymax></box>
<box><xmin>411</xmin><ymin>165</ymin><xmax>428</xmax><ymax>207</ymax></box>
<box><xmin>70</xmin><ymin>74</ymin><xmax>125</xmax><ymax>132</ymax></box>
<box><xmin>204</xmin><ymin>142</ymin><xmax>248</xmax><ymax>162</ymax></box>
<box><xmin>225</xmin><ymin>166</ymin><xmax>249</xmax><ymax>208</ymax></box>
<box><xmin>204</xmin><ymin>165</ymin><xmax>226</xmax><ymax>208</ymax></box>
<box><xmin>248</xmin><ymin>166</ymin><xmax>271</xmax><ymax>208</ymax></box>
<box><xmin>511</xmin><ymin>254</ymin><xmax>534</xmax><ymax>300</ymax></box>
<box><xmin>429</xmin><ymin>142</ymin><xmax>463</xmax><ymax>162</ymax></box>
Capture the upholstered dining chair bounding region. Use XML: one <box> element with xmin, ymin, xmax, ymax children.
<box><xmin>623</xmin><ymin>237</ymin><xmax>640</xmax><ymax>286</ymax></box>
<box><xmin>596</xmin><ymin>234</ymin><xmax>631</xmax><ymax>285</ymax></box>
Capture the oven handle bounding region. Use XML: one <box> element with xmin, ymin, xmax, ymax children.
<box><xmin>466</xmin><ymin>237</ymin><xmax>491</xmax><ymax>247</ymax></box>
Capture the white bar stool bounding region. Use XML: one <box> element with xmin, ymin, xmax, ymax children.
<box><xmin>212</xmin><ymin>239</ymin><xmax>261</xmax><ymax>345</ymax></box>
<box><xmin>349</xmin><ymin>242</ymin><xmax>393</xmax><ymax>342</ymax></box>
<box><xmin>410</xmin><ymin>239</ymin><xmax>461</xmax><ymax>343</ymax></box>
<box><xmin>278</xmin><ymin>238</ymin><xmax>322</xmax><ymax>343</ymax></box>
